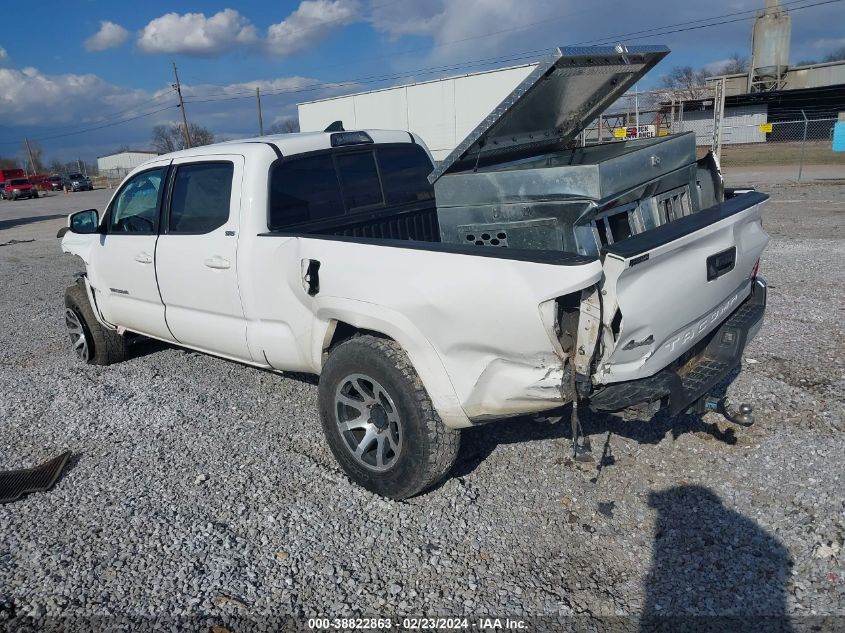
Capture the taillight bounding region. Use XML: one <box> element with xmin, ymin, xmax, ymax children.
<box><xmin>752</xmin><ymin>260</ymin><xmax>761</xmax><ymax>278</ymax></box>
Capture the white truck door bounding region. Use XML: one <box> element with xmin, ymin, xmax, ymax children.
<box><xmin>89</xmin><ymin>162</ymin><xmax>173</xmax><ymax>341</ymax></box>
<box><xmin>154</xmin><ymin>155</ymin><xmax>252</xmax><ymax>361</ymax></box>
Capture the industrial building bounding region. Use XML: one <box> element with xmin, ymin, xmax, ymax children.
<box><xmin>96</xmin><ymin>150</ymin><xmax>159</xmax><ymax>178</ymax></box>
<box><xmin>299</xmin><ymin>64</ymin><xmax>535</xmax><ymax>161</ymax></box>
<box><xmin>298</xmin><ymin>0</ymin><xmax>844</xmax><ymax>157</ymax></box>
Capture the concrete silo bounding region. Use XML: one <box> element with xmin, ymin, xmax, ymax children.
<box><xmin>749</xmin><ymin>0</ymin><xmax>792</xmax><ymax>92</ymax></box>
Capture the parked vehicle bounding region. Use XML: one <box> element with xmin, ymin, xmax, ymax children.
<box><xmin>45</xmin><ymin>175</ymin><xmax>64</xmax><ymax>191</ymax></box>
<box><xmin>2</xmin><ymin>177</ymin><xmax>39</xmax><ymax>200</ymax></box>
<box><xmin>0</xmin><ymin>168</ymin><xmax>25</xmax><ymax>183</ymax></box>
<box><xmin>59</xmin><ymin>46</ymin><xmax>768</xmax><ymax>499</ymax></box>
<box><xmin>65</xmin><ymin>173</ymin><xmax>93</xmax><ymax>192</ymax></box>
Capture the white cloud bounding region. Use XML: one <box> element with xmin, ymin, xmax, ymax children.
<box><xmin>704</xmin><ymin>58</ymin><xmax>733</xmax><ymax>74</ymax></box>
<box><xmin>0</xmin><ymin>61</ymin><xmax>353</xmax><ymax>160</ymax></box>
<box><xmin>138</xmin><ymin>9</ymin><xmax>259</xmax><ymax>55</ymax></box>
<box><xmin>0</xmin><ymin>46</ymin><xmax>8</xmax><ymax>66</ymax></box>
<box><xmin>813</xmin><ymin>37</ymin><xmax>845</xmax><ymax>51</ymax></box>
<box><xmin>0</xmin><ymin>66</ymin><xmax>152</xmax><ymax>125</ymax></box>
<box><xmin>267</xmin><ymin>0</ymin><xmax>361</xmax><ymax>56</ymax></box>
<box><xmin>84</xmin><ymin>21</ymin><xmax>129</xmax><ymax>52</ymax></box>
<box><xmin>369</xmin><ymin>0</ymin><xmax>564</xmax><ymax>65</ymax></box>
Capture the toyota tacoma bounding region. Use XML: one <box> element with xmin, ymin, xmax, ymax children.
<box><xmin>59</xmin><ymin>46</ymin><xmax>768</xmax><ymax>498</ymax></box>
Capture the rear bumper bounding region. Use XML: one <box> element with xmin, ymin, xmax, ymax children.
<box><xmin>589</xmin><ymin>276</ymin><xmax>766</xmax><ymax>416</ymax></box>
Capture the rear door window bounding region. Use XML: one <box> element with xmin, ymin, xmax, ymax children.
<box><xmin>335</xmin><ymin>152</ymin><xmax>383</xmax><ymax>210</ymax></box>
<box><xmin>269</xmin><ymin>154</ymin><xmax>344</xmax><ymax>229</ymax></box>
<box><xmin>376</xmin><ymin>146</ymin><xmax>434</xmax><ymax>205</ymax></box>
<box><xmin>168</xmin><ymin>162</ymin><xmax>233</xmax><ymax>234</ymax></box>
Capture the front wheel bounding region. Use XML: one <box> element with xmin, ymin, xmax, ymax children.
<box><xmin>64</xmin><ymin>282</ymin><xmax>129</xmax><ymax>365</ymax></box>
<box><xmin>318</xmin><ymin>335</ymin><xmax>460</xmax><ymax>499</ymax></box>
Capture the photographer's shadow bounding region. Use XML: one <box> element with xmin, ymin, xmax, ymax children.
<box><xmin>641</xmin><ymin>485</ymin><xmax>794</xmax><ymax>633</ymax></box>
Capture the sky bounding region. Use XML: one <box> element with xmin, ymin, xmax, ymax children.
<box><xmin>0</xmin><ymin>0</ymin><xmax>842</xmax><ymax>163</ymax></box>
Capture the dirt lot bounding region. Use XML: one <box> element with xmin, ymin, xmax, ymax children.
<box><xmin>0</xmin><ymin>173</ymin><xmax>843</xmax><ymax>631</ymax></box>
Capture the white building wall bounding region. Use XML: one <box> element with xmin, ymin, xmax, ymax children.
<box><xmin>97</xmin><ymin>152</ymin><xmax>159</xmax><ymax>176</ymax></box>
<box><xmin>681</xmin><ymin>104</ymin><xmax>768</xmax><ymax>146</ymax></box>
<box><xmin>298</xmin><ymin>65</ymin><xmax>537</xmax><ymax>161</ymax></box>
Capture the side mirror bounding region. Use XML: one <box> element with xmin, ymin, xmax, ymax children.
<box><xmin>59</xmin><ymin>209</ymin><xmax>99</xmax><ymax>238</ymax></box>
<box><xmin>69</xmin><ymin>209</ymin><xmax>99</xmax><ymax>234</ymax></box>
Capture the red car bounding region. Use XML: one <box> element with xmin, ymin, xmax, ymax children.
<box><xmin>1</xmin><ymin>177</ymin><xmax>39</xmax><ymax>200</ymax></box>
<box><xmin>44</xmin><ymin>175</ymin><xmax>64</xmax><ymax>191</ymax></box>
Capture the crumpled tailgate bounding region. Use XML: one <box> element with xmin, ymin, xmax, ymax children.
<box><xmin>594</xmin><ymin>191</ymin><xmax>770</xmax><ymax>385</ymax></box>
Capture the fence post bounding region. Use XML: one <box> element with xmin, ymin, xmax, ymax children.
<box><xmin>798</xmin><ymin>110</ymin><xmax>809</xmax><ymax>182</ymax></box>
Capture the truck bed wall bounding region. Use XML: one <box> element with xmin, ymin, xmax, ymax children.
<box><xmin>299</xmin><ymin>202</ymin><xmax>441</xmax><ymax>243</ymax></box>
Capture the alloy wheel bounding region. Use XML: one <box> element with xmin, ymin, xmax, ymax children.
<box><xmin>334</xmin><ymin>373</ymin><xmax>403</xmax><ymax>471</ymax></box>
<box><xmin>65</xmin><ymin>308</ymin><xmax>91</xmax><ymax>362</ymax></box>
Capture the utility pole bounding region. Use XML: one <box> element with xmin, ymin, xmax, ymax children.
<box><xmin>256</xmin><ymin>87</ymin><xmax>264</xmax><ymax>136</ymax></box>
<box><xmin>77</xmin><ymin>158</ymin><xmax>83</xmax><ymax>174</ymax></box>
<box><xmin>172</xmin><ymin>62</ymin><xmax>192</xmax><ymax>148</ymax></box>
<box><xmin>24</xmin><ymin>137</ymin><xmax>37</xmax><ymax>175</ymax></box>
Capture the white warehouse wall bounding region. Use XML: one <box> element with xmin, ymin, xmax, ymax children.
<box><xmin>97</xmin><ymin>151</ymin><xmax>159</xmax><ymax>175</ymax></box>
<box><xmin>298</xmin><ymin>65</ymin><xmax>537</xmax><ymax>161</ymax></box>
<box><xmin>681</xmin><ymin>104</ymin><xmax>769</xmax><ymax>146</ymax></box>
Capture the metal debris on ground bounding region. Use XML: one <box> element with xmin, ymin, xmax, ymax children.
<box><xmin>0</xmin><ymin>450</ymin><xmax>71</xmax><ymax>504</ymax></box>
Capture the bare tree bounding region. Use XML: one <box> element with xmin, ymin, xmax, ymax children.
<box><xmin>824</xmin><ymin>47</ymin><xmax>845</xmax><ymax>63</ymax></box>
<box><xmin>151</xmin><ymin>124</ymin><xmax>178</xmax><ymax>154</ymax></box>
<box><xmin>721</xmin><ymin>53</ymin><xmax>750</xmax><ymax>75</ymax></box>
<box><xmin>267</xmin><ymin>118</ymin><xmax>300</xmax><ymax>135</ymax></box>
<box><xmin>151</xmin><ymin>122</ymin><xmax>215</xmax><ymax>153</ymax></box>
<box><xmin>0</xmin><ymin>155</ymin><xmax>19</xmax><ymax>169</ymax></box>
<box><xmin>48</xmin><ymin>159</ymin><xmax>65</xmax><ymax>174</ymax></box>
<box><xmin>188</xmin><ymin>123</ymin><xmax>215</xmax><ymax>147</ymax></box>
<box><xmin>660</xmin><ymin>66</ymin><xmax>709</xmax><ymax>100</ymax></box>
<box><xmin>793</xmin><ymin>47</ymin><xmax>845</xmax><ymax>66</ymax></box>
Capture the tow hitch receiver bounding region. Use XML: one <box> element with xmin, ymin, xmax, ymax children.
<box><xmin>696</xmin><ymin>396</ymin><xmax>755</xmax><ymax>427</ymax></box>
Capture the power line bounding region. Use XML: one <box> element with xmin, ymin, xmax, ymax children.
<box><xmin>183</xmin><ymin>0</ymin><xmax>839</xmax><ymax>100</ymax></box>
<box><xmin>0</xmin><ymin>105</ymin><xmax>178</xmax><ymax>145</ymax></box>
<box><xmin>2</xmin><ymin>0</ymin><xmax>841</xmax><ymax>147</ymax></box>
<box><xmin>182</xmin><ymin>0</ymin><xmax>843</xmax><ymax>106</ymax></box>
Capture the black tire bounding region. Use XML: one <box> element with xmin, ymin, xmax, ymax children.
<box><xmin>318</xmin><ymin>335</ymin><xmax>460</xmax><ymax>499</ymax></box>
<box><xmin>32</xmin><ymin>191</ymin><xmax>38</xmax><ymax>199</ymax></box>
<box><xmin>64</xmin><ymin>281</ymin><xmax>129</xmax><ymax>366</ymax></box>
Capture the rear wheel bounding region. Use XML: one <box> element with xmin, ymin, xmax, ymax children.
<box><xmin>318</xmin><ymin>335</ymin><xmax>460</xmax><ymax>499</ymax></box>
<box><xmin>64</xmin><ymin>282</ymin><xmax>129</xmax><ymax>365</ymax></box>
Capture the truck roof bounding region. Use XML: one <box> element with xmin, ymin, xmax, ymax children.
<box><xmin>156</xmin><ymin>129</ymin><xmax>423</xmax><ymax>163</ymax></box>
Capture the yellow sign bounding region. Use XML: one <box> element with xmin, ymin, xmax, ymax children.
<box><xmin>613</xmin><ymin>128</ymin><xmax>627</xmax><ymax>139</ymax></box>
<box><xmin>759</xmin><ymin>123</ymin><xmax>773</xmax><ymax>133</ymax></box>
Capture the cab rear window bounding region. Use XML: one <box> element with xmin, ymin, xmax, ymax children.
<box><xmin>268</xmin><ymin>143</ymin><xmax>433</xmax><ymax>230</ymax></box>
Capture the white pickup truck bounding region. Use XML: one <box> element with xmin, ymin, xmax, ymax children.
<box><xmin>60</xmin><ymin>46</ymin><xmax>768</xmax><ymax>498</ymax></box>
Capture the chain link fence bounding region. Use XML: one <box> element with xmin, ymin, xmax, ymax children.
<box><xmin>586</xmin><ymin>86</ymin><xmax>844</xmax><ymax>181</ymax></box>
<box><xmin>720</xmin><ymin>117</ymin><xmax>843</xmax><ymax>180</ymax></box>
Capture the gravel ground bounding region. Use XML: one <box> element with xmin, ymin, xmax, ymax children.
<box><xmin>0</xmin><ymin>176</ymin><xmax>843</xmax><ymax>631</ymax></box>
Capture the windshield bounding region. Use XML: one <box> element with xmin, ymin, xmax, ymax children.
<box><xmin>10</xmin><ymin>178</ymin><xmax>29</xmax><ymax>185</ymax></box>
<box><xmin>68</xmin><ymin>173</ymin><xmax>84</xmax><ymax>179</ymax></box>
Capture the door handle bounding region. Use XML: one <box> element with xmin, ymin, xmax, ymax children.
<box><xmin>204</xmin><ymin>256</ymin><xmax>231</xmax><ymax>270</ymax></box>
<box><xmin>134</xmin><ymin>252</ymin><xmax>153</xmax><ymax>264</ymax></box>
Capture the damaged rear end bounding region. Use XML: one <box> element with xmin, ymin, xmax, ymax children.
<box><xmin>431</xmin><ymin>44</ymin><xmax>769</xmax><ymax>420</ymax></box>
